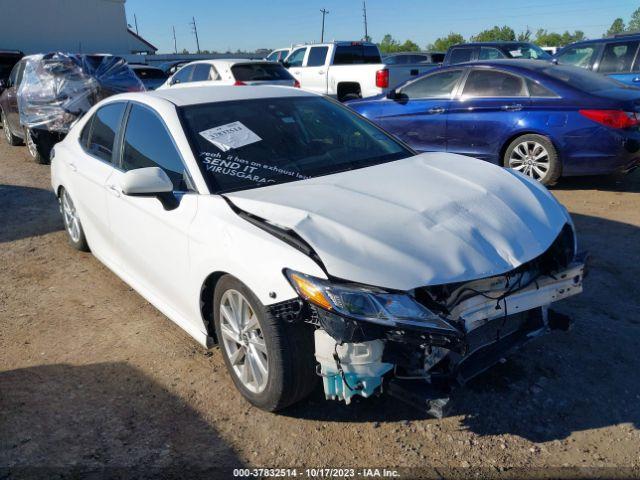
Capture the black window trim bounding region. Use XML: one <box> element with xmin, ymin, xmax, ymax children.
<box><xmin>397</xmin><ymin>68</ymin><xmax>465</xmax><ymax>99</ymax></box>
<box><xmin>115</xmin><ymin>100</ymin><xmax>197</xmax><ymax>193</ymax></box>
<box><xmin>78</xmin><ymin>100</ymin><xmax>128</xmax><ymax>168</ymax></box>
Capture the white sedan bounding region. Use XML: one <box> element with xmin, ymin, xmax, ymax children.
<box><xmin>51</xmin><ymin>86</ymin><xmax>585</xmax><ymax>414</ymax></box>
<box><xmin>158</xmin><ymin>59</ymin><xmax>298</xmax><ymax>89</ymax></box>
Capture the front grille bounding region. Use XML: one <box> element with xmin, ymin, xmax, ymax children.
<box><xmin>465</xmin><ymin>311</ymin><xmax>533</xmax><ymax>355</ymax></box>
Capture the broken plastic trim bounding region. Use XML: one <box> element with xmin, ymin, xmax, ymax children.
<box><xmin>221</xmin><ymin>195</ymin><xmax>329</xmax><ymax>274</ymax></box>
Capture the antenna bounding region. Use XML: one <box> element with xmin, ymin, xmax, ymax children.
<box><xmin>172</xmin><ymin>26</ymin><xmax>177</xmax><ymax>54</ymax></box>
<box><xmin>134</xmin><ymin>13</ymin><xmax>139</xmax><ymax>35</ymax></box>
<box><xmin>190</xmin><ymin>16</ymin><xmax>201</xmax><ymax>54</ymax></box>
<box><xmin>320</xmin><ymin>8</ymin><xmax>329</xmax><ymax>43</ymax></box>
<box><xmin>362</xmin><ymin>1</ymin><xmax>369</xmax><ymax>42</ymax></box>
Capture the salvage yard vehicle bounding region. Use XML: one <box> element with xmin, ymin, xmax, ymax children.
<box><xmin>51</xmin><ymin>85</ymin><xmax>586</xmax><ymax>415</ymax></box>
<box><xmin>159</xmin><ymin>59</ymin><xmax>298</xmax><ymax>89</ymax></box>
<box><xmin>554</xmin><ymin>33</ymin><xmax>640</xmax><ymax>86</ymax></box>
<box><xmin>283</xmin><ymin>41</ymin><xmax>435</xmax><ymax>101</ymax></box>
<box><xmin>0</xmin><ymin>49</ymin><xmax>23</xmax><ymax>99</ymax></box>
<box><xmin>129</xmin><ymin>64</ymin><xmax>168</xmax><ymax>90</ymax></box>
<box><xmin>0</xmin><ymin>53</ymin><xmax>144</xmax><ymax>163</ymax></box>
<box><xmin>443</xmin><ymin>42</ymin><xmax>552</xmax><ymax>65</ymax></box>
<box><xmin>347</xmin><ymin>60</ymin><xmax>640</xmax><ymax>185</ymax></box>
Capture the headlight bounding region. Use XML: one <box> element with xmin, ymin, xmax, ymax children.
<box><xmin>284</xmin><ymin>269</ymin><xmax>458</xmax><ymax>333</ymax></box>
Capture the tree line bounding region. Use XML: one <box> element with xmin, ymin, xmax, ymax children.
<box><xmin>379</xmin><ymin>7</ymin><xmax>640</xmax><ymax>53</ymax></box>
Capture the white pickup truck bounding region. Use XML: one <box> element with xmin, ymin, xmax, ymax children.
<box><xmin>283</xmin><ymin>41</ymin><xmax>436</xmax><ymax>101</ymax></box>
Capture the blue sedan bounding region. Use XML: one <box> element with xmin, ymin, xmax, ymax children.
<box><xmin>347</xmin><ymin>60</ymin><xmax>640</xmax><ymax>185</ymax></box>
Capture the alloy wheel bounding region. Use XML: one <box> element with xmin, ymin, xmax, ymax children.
<box><xmin>25</xmin><ymin>129</ymin><xmax>38</xmax><ymax>159</ymax></box>
<box><xmin>219</xmin><ymin>289</ymin><xmax>269</xmax><ymax>394</ymax></box>
<box><xmin>2</xmin><ymin>112</ymin><xmax>10</xmax><ymax>144</ymax></box>
<box><xmin>61</xmin><ymin>190</ymin><xmax>81</xmax><ymax>243</ymax></box>
<box><xmin>508</xmin><ymin>140</ymin><xmax>550</xmax><ymax>182</ymax></box>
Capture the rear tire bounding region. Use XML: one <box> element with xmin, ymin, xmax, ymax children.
<box><xmin>213</xmin><ymin>275</ymin><xmax>317</xmax><ymax>411</ymax></box>
<box><xmin>503</xmin><ymin>134</ymin><xmax>561</xmax><ymax>186</ymax></box>
<box><xmin>1</xmin><ymin>109</ymin><xmax>22</xmax><ymax>146</ymax></box>
<box><xmin>25</xmin><ymin>128</ymin><xmax>48</xmax><ymax>164</ymax></box>
<box><xmin>59</xmin><ymin>187</ymin><xmax>90</xmax><ymax>252</ymax></box>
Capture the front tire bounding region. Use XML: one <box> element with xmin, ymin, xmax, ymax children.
<box><xmin>503</xmin><ymin>134</ymin><xmax>561</xmax><ymax>186</ymax></box>
<box><xmin>59</xmin><ymin>187</ymin><xmax>89</xmax><ymax>252</ymax></box>
<box><xmin>213</xmin><ymin>275</ymin><xmax>317</xmax><ymax>411</ymax></box>
<box><xmin>1</xmin><ymin>109</ymin><xmax>22</xmax><ymax>146</ymax></box>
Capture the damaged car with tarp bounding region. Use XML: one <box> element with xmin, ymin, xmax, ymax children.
<box><xmin>50</xmin><ymin>86</ymin><xmax>586</xmax><ymax>417</ymax></box>
<box><xmin>0</xmin><ymin>52</ymin><xmax>144</xmax><ymax>163</ymax></box>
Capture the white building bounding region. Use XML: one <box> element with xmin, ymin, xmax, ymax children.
<box><xmin>0</xmin><ymin>0</ymin><xmax>157</xmax><ymax>55</ymax></box>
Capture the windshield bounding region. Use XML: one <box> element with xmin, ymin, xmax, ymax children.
<box><xmin>542</xmin><ymin>64</ymin><xmax>636</xmax><ymax>93</ymax></box>
<box><xmin>179</xmin><ymin>96</ymin><xmax>413</xmax><ymax>194</ymax></box>
<box><xmin>231</xmin><ymin>63</ymin><xmax>294</xmax><ymax>81</ymax></box>
<box><xmin>506</xmin><ymin>43</ymin><xmax>551</xmax><ymax>60</ymax></box>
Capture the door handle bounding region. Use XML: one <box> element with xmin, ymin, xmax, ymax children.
<box><xmin>318</xmin><ymin>70</ymin><xmax>324</xmax><ymax>74</ymax></box>
<box><xmin>428</xmin><ymin>107</ymin><xmax>445</xmax><ymax>114</ymax></box>
<box><xmin>67</xmin><ymin>162</ymin><xmax>77</xmax><ymax>172</ymax></box>
<box><xmin>633</xmin><ymin>77</ymin><xmax>640</xmax><ymax>83</ymax></box>
<box><xmin>107</xmin><ymin>184</ymin><xmax>121</xmax><ymax>197</ymax></box>
<box><xmin>501</xmin><ymin>104</ymin><xmax>523</xmax><ymax>111</ymax></box>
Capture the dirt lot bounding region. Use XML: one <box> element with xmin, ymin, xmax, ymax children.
<box><xmin>1</xmin><ymin>135</ymin><xmax>640</xmax><ymax>479</ymax></box>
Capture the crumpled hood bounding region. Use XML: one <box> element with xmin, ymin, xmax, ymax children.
<box><xmin>226</xmin><ymin>153</ymin><xmax>571</xmax><ymax>291</ymax></box>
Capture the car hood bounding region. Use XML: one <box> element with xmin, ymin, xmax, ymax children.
<box><xmin>225</xmin><ymin>153</ymin><xmax>570</xmax><ymax>291</ymax></box>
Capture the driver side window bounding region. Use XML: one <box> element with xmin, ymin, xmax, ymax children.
<box><xmin>400</xmin><ymin>70</ymin><xmax>463</xmax><ymax>99</ymax></box>
<box><xmin>171</xmin><ymin>65</ymin><xmax>194</xmax><ymax>84</ymax></box>
<box><xmin>287</xmin><ymin>48</ymin><xmax>307</xmax><ymax>67</ymax></box>
<box><xmin>121</xmin><ymin>104</ymin><xmax>192</xmax><ymax>192</ymax></box>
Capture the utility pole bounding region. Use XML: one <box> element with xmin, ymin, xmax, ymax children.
<box><xmin>320</xmin><ymin>8</ymin><xmax>329</xmax><ymax>43</ymax></box>
<box><xmin>362</xmin><ymin>1</ymin><xmax>369</xmax><ymax>42</ymax></box>
<box><xmin>134</xmin><ymin>14</ymin><xmax>139</xmax><ymax>35</ymax></box>
<box><xmin>172</xmin><ymin>26</ymin><xmax>177</xmax><ymax>54</ymax></box>
<box><xmin>190</xmin><ymin>16</ymin><xmax>201</xmax><ymax>54</ymax></box>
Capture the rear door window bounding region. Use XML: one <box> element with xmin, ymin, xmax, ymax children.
<box><xmin>306</xmin><ymin>46</ymin><xmax>329</xmax><ymax>67</ymax></box>
<box><xmin>448</xmin><ymin>48</ymin><xmax>474</xmax><ymax>64</ymax></box>
<box><xmin>598</xmin><ymin>41</ymin><xmax>640</xmax><ymax>73</ymax></box>
<box><xmin>462</xmin><ymin>70</ymin><xmax>527</xmax><ymax>97</ymax></box>
<box><xmin>401</xmin><ymin>69</ymin><xmax>463</xmax><ymax>98</ymax></box>
<box><xmin>556</xmin><ymin>44</ymin><xmax>597</xmax><ymax>69</ymax></box>
<box><xmin>84</xmin><ymin>102</ymin><xmax>126</xmax><ymax>163</ymax></box>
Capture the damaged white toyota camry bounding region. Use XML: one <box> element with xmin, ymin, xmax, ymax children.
<box><xmin>51</xmin><ymin>86</ymin><xmax>586</xmax><ymax>415</ymax></box>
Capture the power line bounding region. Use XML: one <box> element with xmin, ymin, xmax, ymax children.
<box><xmin>190</xmin><ymin>16</ymin><xmax>201</xmax><ymax>54</ymax></box>
<box><xmin>172</xmin><ymin>26</ymin><xmax>177</xmax><ymax>54</ymax></box>
<box><xmin>320</xmin><ymin>8</ymin><xmax>329</xmax><ymax>42</ymax></box>
<box><xmin>362</xmin><ymin>1</ymin><xmax>369</xmax><ymax>41</ymax></box>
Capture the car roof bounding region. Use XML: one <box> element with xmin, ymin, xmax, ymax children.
<box><xmin>442</xmin><ymin>59</ymin><xmax>553</xmax><ymax>72</ymax></box>
<box><xmin>186</xmin><ymin>58</ymin><xmax>274</xmax><ymax>67</ymax></box>
<box><xmin>452</xmin><ymin>41</ymin><xmax>534</xmax><ymax>48</ymax></box>
<box><xmin>563</xmin><ymin>34</ymin><xmax>640</xmax><ymax>46</ymax></box>
<box><xmin>143</xmin><ymin>85</ymin><xmax>316</xmax><ymax>106</ymax></box>
<box><xmin>130</xmin><ymin>64</ymin><xmax>163</xmax><ymax>69</ymax></box>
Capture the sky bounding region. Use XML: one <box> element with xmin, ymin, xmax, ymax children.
<box><xmin>124</xmin><ymin>0</ymin><xmax>639</xmax><ymax>53</ymax></box>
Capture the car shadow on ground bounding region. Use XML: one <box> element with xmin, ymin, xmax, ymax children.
<box><xmin>0</xmin><ymin>362</ymin><xmax>244</xmax><ymax>476</ymax></box>
<box><xmin>552</xmin><ymin>169</ymin><xmax>640</xmax><ymax>193</ymax></box>
<box><xmin>284</xmin><ymin>213</ymin><xmax>640</xmax><ymax>443</ymax></box>
<box><xmin>0</xmin><ymin>184</ymin><xmax>62</xmax><ymax>243</ymax></box>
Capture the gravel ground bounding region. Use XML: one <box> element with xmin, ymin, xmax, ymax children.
<box><xmin>1</xmin><ymin>135</ymin><xmax>640</xmax><ymax>479</ymax></box>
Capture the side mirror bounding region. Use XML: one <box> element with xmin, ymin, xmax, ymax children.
<box><xmin>551</xmin><ymin>58</ymin><xmax>559</xmax><ymax>65</ymax></box>
<box><xmin>282</xmin><ymin>61</ymin><xmax>290</xmax><ymax>68</ymax></box>
<box><xmin>386</xmin><ymin>89</ymin><xmax>398</xmax><ymax>100</ymax></box>
<box><xmin>0</xmin><ymin>79</ymin><xmax>6</xmax><ymax>90</ymax></box>
<box><xmin>121</xmin><ymin>167</ymin><xmax>179</xmax><ymax>210</ymax></box>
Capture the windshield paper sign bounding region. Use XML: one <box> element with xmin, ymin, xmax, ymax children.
<box><xmin>199</xmin><ymin>121</ymin><xmax>262</xmax><ymax>152</ymax></box>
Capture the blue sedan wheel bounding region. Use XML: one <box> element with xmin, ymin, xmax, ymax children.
<box><xmin>504</xmin><ymin>134</ymin><xmax>561</xmax><ymax>186</ymax></box>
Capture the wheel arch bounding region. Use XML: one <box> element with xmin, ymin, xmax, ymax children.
<box><xmin>499</xmin><ymin>130</ymin><xmax>560</xmax><ymax>167</ymax></box>
<box><xmin>199</xmin><ymin>270</ymin><xmax>228</xmax><ymax>342</ymax></box>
